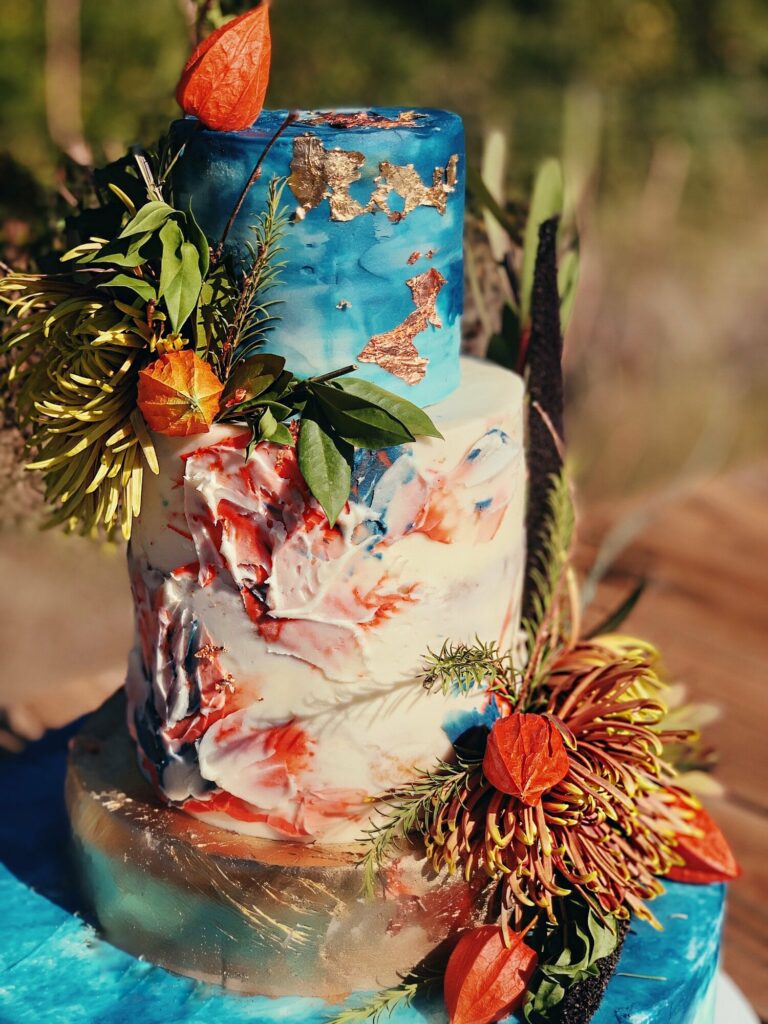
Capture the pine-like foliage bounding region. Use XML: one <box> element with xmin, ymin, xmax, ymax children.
<box><xmin>422</xmin><ymin>637</ymin><xmax>512</xmax><ymax>696</ymax></box>
<box><xmin>323</xmin><ymin>979</ymin><xmax>428</xmax><ymax>1024</ymax></box>
<box><xmin>359</xmin><ymin>755</ymin><xmax>483</xmax><ymax>897</ymax></box>
<box><xmin>521</xmin><ymin>468</ymin><xmax>575</xmax><ymax>692</ymax></box>
<box><xmin>228</xmin><ymin>177</ymin><xmax>289</xmax><ymax>365</ymax></box>
<box><xmin>0</xmin><ymin>275</ymin><xmax>158</xmax><ymax>539</ymax></box>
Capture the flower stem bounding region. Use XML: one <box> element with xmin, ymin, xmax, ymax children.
<box><xmin>217</xmin><ymin>110</ymin><xmax>298</xmax><ymax>256</ymax></box>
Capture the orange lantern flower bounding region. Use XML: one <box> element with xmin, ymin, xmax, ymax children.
<box><xmin>482</xmin><ymin>712</ymin><xmax>570</xmax><ymax>806</ymax></box>
<box><xmin>444</xmin><ymin>924</ymin><xmax>538</xmax><ymax>1024</ymax></box>
<box><xmin>138</xmin><ymin>350</ymin><xmax>223</xmax><ymax>437</ymax></box>
<box><xmin>176</xmin><ymin>4</ymin><xmax>272</xmax><ymax>132</ymax></box>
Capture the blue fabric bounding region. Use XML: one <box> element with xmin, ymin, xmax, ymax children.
<box><xmin>0</xmin><ymin>728</ymin><xmax>723</xmax><ymax>1023</ymax></box>
<box><xmin>172</xmin><ymin>108</ymin><xmax>465</xmax><ymax>409</ymax></box>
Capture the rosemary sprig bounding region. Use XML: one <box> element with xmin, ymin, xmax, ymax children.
<box><xmin>519</xmin><ymin>468</ymin><xmax>575</xmax><ymax>703</ymax></box>
<box><xmin>422</xmin><ymin>637</ymin><xmax>514</xmax><ymax>696</ymax></box>
<box><xmin>223</xmin><ymin>176</ymin><xmax>289</xmax><ymax>370</ymax></box>
<box><xmin>323</xmin><ymin>979</ymin><xmax>428</xmax><ymax>1024</ymax></box>
<box><xmin>359</xmin><ymin>755</ymin><xmax>483</xmax><ymax>897</ymax></box>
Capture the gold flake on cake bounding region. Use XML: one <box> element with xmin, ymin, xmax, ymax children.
<box><xmin>288</xmin><ymin>134</ymin><xmax>459</xmax><ymax>223</ymax></box>
<box><xmin>358</xmin><ymin>267</ymin><xmax>446</xmax><ymax>384</ymax></box>
<box><xmin>301</xmin><ymin>110</ymin><xmax>424</xmax><ymax>130</ymax></box>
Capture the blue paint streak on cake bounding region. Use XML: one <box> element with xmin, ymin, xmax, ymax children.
<box><xmin>442</xmin><ymin>694</ymin><xmax>504</xmax><ymax>740</ymax></box>
<box><xmin>171</xmin><ymin>109</ymin><xmax>465</xmax><ymax>408</ymax></box>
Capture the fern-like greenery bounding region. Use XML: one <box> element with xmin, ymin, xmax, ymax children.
<box><xmin>422</xmin><ymin>637</ymin><xmax>513</xmax><ymax>696</ymax></box>
<box><xmin>359</xmin><ymin>755</ymin><xmax>483</xmax><ymax>897</ymax></box>
<box><xmin>227</xmin><ymin>177</ymin><xmax>289</xmax><ymax>366</ymax></box>
<box><xmin>520</xmin><ymin>469</ymin><xmax>575</xmax><ymax>698</ymax></box>
<box><xmin>323</xmin><ymin>979</ymin><xmax>427</xmax><ymax>1024</ymax></box>
<box><xmin>524</xmin><ymin>470</ymin><xmax>575</xmax><ymax>639</ymax></box>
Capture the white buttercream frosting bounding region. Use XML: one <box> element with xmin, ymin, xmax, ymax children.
<box><xmin>127</xmin><ymin>357</ymin><xmax>527</xmax><ymax>841</ymax></box>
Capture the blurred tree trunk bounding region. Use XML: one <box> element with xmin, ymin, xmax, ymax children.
<box><xmin>675</xmin><ymin>0</ymin><xmax>725</xmax><ymax>74</ymax></box>
<box><xmin>45</xmin><ymin>0</ymin><xmax>91</xmax><ymax>165</ymax></box>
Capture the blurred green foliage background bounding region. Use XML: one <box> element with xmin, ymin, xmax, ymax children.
<box><xmin>1</xmin><ymin>0</ymin><xmax>767</xmax><ymax>504</ymax></box>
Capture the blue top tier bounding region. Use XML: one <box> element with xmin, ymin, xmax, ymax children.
<box><xmin>172</xmin><ymin>108</ymin><xmax>465</xmax><ymax>408</ymax></box>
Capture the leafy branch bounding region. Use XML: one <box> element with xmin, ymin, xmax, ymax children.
<box><xmin>422</xmin><ymin>637</ymin><xmax>514</xmax><ymax>696</ymax></box>
<box><xmin>519</xmin><ymin>468</ymin><xmax>575</xmax><ymax>702</ymax></box>
<box><xmin>323</xmin><ymin>977</ymin><xmax>436</xmax><ymax>1024</ymax></box>
<box><xmin>358</xmin><ymin>755</ymin><xmax>482</xmax><ymax>898</ymax></box>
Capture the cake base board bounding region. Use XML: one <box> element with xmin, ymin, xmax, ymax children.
<box><xmin>65</xmin><ymin>693</ymin><xmax>479</xmax><ymax>999</ymax></box>
<box><xmin>0</xmin><ymin>711</ymin><xmax>741</xmax><ymax>1023</ymax></box>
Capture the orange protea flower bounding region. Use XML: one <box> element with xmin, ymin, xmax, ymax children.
<box><xmin>425</xmin><ymin>636</ymin><xmax>699</xmax><ymax>929</ymax></box>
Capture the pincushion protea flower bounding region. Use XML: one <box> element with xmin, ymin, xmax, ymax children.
<box><xmin>424</xmin><ymin>635</ymin><xmax>720</xmax><ymax>930</ymax></box>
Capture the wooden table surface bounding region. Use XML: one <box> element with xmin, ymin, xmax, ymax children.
<box><xmin>578</xmin><ymin>461</ymin><xmax>768</xmax><ymax>1021</ymax></box>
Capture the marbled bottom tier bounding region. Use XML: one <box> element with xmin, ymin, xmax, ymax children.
<box><xmin>1</xmin><ymin>714</ymin><xmax>727</xmax><ymax>1024</ymax></box>
<box><xmin>47</xmin><ymin>697</ymin><xmax>727</xmax><ymax>1024</ymax></box>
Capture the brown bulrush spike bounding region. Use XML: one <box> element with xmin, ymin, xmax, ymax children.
<box><xmin>523</xmin><ymin>215</ymin><xmax>565</xmax><ymax>623</ymax></box>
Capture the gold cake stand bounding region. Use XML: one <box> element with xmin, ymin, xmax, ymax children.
<box><xmin>66</xmin><ymin>694</ymin><xmax>479</xmax><ymax>999</ymax></box>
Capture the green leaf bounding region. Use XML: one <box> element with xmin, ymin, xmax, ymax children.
<box><xmin>558</xmin><ymin>246</ymin><xmax>580</xmax><ymax>332</ymax></box>
<box><xmin>467</xmin><ymin>166</ymin><xmax>521</xmax><ymax>242</ymax></box>
<box><xmin>487</xmin><ymin>303</ymin><xmax>522</xmax><ymax>371</ymax></box>
<box><xmin>258</xmin><ymin>408</ymin><xmax>279</xmax><ymax>438</ymax></box>
<box><xmin>158</xmin><ymin>220</ymin><xmax>202</xmax><ymax>333</ymax></box>
<box><xmin>335</xmin><ymin>378</ymin><xmax>442</xmax><ymax>440</ymax></box>
<box><xmin>312</xmin><ymin>383</ymin><xmax>415</xmax><ymax>449</ymax></box>
<box><xmin>84</xmin><ymin>233</ymin><xmax>152</xmax><ymax>268</ymax></box>
<box><xmin>586</xmin><ymin>579</ymin><xmax>647</xmax><ymax>638</ymax></box>
<box><xmin>99</xmin><ymin>273</ymin><xmax>157</xmax><ymax>303</ymax></box>
<box><xmin>298</xmin><ymin>409</ymin><xmax>352</xmax><ymax>526</ymax></box>
<box><xmin>523</xmin><ymin>978</ymin><xmax>566</xmax><ymax>1022</ymax></box>
<box><xmin>186</xmin><ymin>204</ymin><xmax>211</xmax><ymax>278</ymax></box>
<box><xmin>222</xmin><ymin>354</ymin><xmax>286</xmax><ymax>404</ymax></box>
<box><xmin>521</xmin><ymin>159</ymin><xmax>564</xmax><ymax>326</ymax></box>
<box><xmin>118</xmin><ymin>200</ymin><xmax>174</xmax><ymax>239</ymax></box>
<box><xmin>260</xmin><ymin>411</ymin><xmax>294</xmax><ymax>446</ymax></box>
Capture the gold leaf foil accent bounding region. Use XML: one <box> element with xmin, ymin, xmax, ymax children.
<box><xmin>378</xmin><ymin>154</ymin><xmax>460</xmax><ymax>221</ymax></box>
<box><xmin>358</xmin><ymin>267</ymin><xmax>447</xmax><ymax>385</ymax></box>
<box><xmin>302</xmin><ymin>110</ymin><xmax>424</xmax><ymax>130</ymax></box>
<box><xmin>288</xmin><ymin>135</ymin><xmax>330</xmax><ymax>211</ymax></box>
<box><xmin>288</xmin><ymin>135</ymin><xmax>460</xmax><ymax>222</ymax></box>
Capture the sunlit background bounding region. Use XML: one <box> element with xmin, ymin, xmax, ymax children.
<box><xmin>0</xmin><ymin>3</ymin><xmax>766</xmax><ymax>1014</ymax></box>
<box><xmin>0</xmin><ymin>0</ymin><xmax>766</xmax><ymax>750</ymax></box>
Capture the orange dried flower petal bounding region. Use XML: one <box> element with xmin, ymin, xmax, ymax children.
<box><xmin>138</xmin><ymin>350</ymin><xmax>223</xmax><ymax>437</ymax></box>
<box><xmin>444</xmin><ymin>924</ymin><xmax>538</xmax><ymax>1024</ymax></box>
<box><xmin>665</xmin><ymin>794</ymin><xmax>741</xmax><ymax>884</ymax></box>
<box><xmin>483</xmin><ymin>712</ymin><xmax>570</xmax><ymax>805</ymax></box>
<box><xmin>176</xmin><ymin>4</ymin><xmax>272</xmax><ymax>132</ymax></box>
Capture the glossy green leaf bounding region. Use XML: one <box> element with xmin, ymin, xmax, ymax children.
<box><xmin>84</xmin><ymin>232</ymin><xmax>152</xmax><ymax>268</ymax></box>
<box><xmin>312</xmin><ymin>383</ymin><xmax>415</xmax><ymax>448</ymax></box>
<box><xmin>186</xmin><ymin>204</ymin><xmax>211</xmax><ymax>278</ymax></box>
<box><xmin>335</xmin><ymin>378</ymin><xmax>442</xmax><ymax>439</ymax></box>
<box><xmin>99</xmin><ymin>273</ymin><xmax>157</xmax><ymax>303</ymax></box>
<box><xmin>521</xmin><ymin>159</ymin><xmax>564</xmax><ymax>326</ymax></box>
<box><xmin>118</xmin><ymin>200</ymin><xmax>174</xmax><ymax>239</ymax></box>
<box><xmin>298</xmin><ymin>409</ymin><xmax>352</xmax><ymax>526</ymax></box>
<box><xmin>158</xmin><ymin>220</ymin><xmax>202</xmax><ymax>332</ymax></box>
<box><xmin>523</xmin><ymin>978</ymin><xmax>566</xmax><ymax>1022</ymax></box>
<box><xmin>259</xmin><ymin>410</ymin><xmax>294</xmax><ymax>446</ymax></box>
<box><xmin>222</xmin><ymin>353</ymin><xmax>286</xmax><ymax>403</ymax></box>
